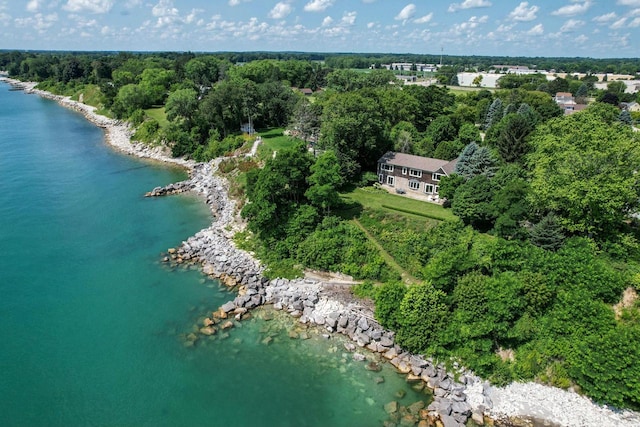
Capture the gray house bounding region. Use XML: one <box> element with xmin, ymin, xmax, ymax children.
<box><xmin>377</xmin><ymin>152</ymin><xmax>458</xmax><ymax>200</ymax></box>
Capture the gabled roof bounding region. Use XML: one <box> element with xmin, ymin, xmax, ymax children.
<box><xmin>378</xmin><ymin>152</ymin><xmax>457</xmax><ymax>175</ymax></box>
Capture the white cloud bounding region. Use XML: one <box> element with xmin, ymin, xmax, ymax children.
<box><xmin>395</xmin><ymin>4</ymin><xmax>416</xmax><ymax>22</ymax></box>
<box><xmin>610</xmin><ymin>17</ymin><xmax>628</xmax><ymax>29</ymax></box>
<box><xmin>229</xmin><ymin>0</ymin><xmax>251</xmax><ymax>6</ymax></box>
<box><xmin>592</xmin><ymin>12</ymin><xmax>617</xmax><ymax>23</ymax></box>
<box><xmin>321</xmin><ymin>16</ymin><xmax>333</xmax><ymax>26</ymax></box>
<box><xmin>26</xmin><ymin>0</ymin><xmax>40</xmax><ymax>12</ymax></box>
<box><xmin>630</xmin><ymin>16</ymin><xmax>640</xmax><ymax>26</ymax></box>
<box><xmin>527</xmin><ymin>23</ymin><xmax>544</xmax><ymax>35</ymax></box>
<box><xmin>367</xmin><ymin>21</ymin><xmax>375</xmax><ymax>28</ymax></box>
<box><xmin>63</xmin><ymin>0</ymin><xmax>113</xmax><ymax>13</ymax></box>
<box><xmin>617</xmin><ymin>0</ymin><xmax>640</xmax><ymax>6</ymax></box>
<box><xmin>414</xmin><ymin>13</ymin><xmax>433</xmax><ymax>24</ymax></box>
<box><xmin>304</xmin><ymin>0</ymin><xmax>333</xmax><ymax>12</ymax></box>
<box><xmin>269</xmin><ymin>2</ymin><xmax>292</xmax><ymax>20</ymax></box>
<box><xmin>574</xmin><ymin>34</ymin><xmax>588</xmax><ymax>43</ymax></box>
<box><xmin>508</xmin><ymin>2</ymin><xmax>538</xmax><ymax>22</ymax></box>
<box><xmin>341</xmin><ymin>11</ymin><xmax>356</xmax><ymax>25</ymax></box>
<box><xmin>448</xmin><ymin>0</ymin><xmax>492</xmax><ymax>13</ymax></box>
<box><xmin>152</xmin><ymin>0</ymin><xmax>177</xmax><ymax>17</ymax></box>
<box><xmin>551</xmin><ymin>1</ymin><xmax>591</xmax><ymax>17</ymax></box>
<box><xmin>15</xmin><ymin>12</ymin><xmax>58</xmax><ymax>31</ymax></box>
<box><xmin>560</xmin><ymin>18</ymin><xmax>584</xmax><ymax>32</ymax></box>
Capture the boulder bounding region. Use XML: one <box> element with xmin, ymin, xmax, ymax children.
<box><xmin>221</xmin><ymin>301</ymin><xmax>236</xmax><ymax>313</ymax></box>
<box><xmin>221</xmin><ymin>321</ymin><xmax>234</xmax><ymax>330</ymax></box>
<box><xmin>199</xmin><ymin>326</ymin><xmax>216</xmax><ymax>336</ymax></box>
<box><xmin>357</xmin><ymin>317</ymin><xmax>370</xmax><ymax>331</ymax></box>
<box><xmin>384</xmin><ymin>401</ymin><xmax>398</xmax><ymax>414</ymax></box>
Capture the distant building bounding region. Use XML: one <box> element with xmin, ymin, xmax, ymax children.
<box><xmin>554</xmin><ymin>92</ymin><xmax>577</xmax><ymax>114</ymax></box>
<box><xmin>382</xmin><ymin>63</ymin><xmax>438</xmax><ymax>73</ymax></box>
<box><xmin>491</xmin><ymin>65</ymin><xmax>546</xmax><ymax>75</ymax></box>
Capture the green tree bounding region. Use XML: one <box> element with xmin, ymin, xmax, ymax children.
<box><xmin>319</xmin><ymin>91</ymin><xmax>390</xmax><ymax>180</ymax></box>
<box><xmin>452</xmin><ymin>175</ymin><xmax>497</xmax><ymax>231</ymax></box>
<box><xmin>165</xmin><ymin>88</ymin><xmax>198</xmax><ymax>123</ymax></box>
<box><xmin>374</xmin><ymin>282</ymin><xmax>407</xmax><ymax>330</ymax></box>
<box><xmin>472</xmin><ymin>74</ymin><xmax>483</xmax><ymax>87</ymax></box>
<box><xmin>305</xmin><ymin>150</ymin><xmax>343</xmax><ymax>214</ymax></box>
<box><xmin>487</xmin><ymin>113</ymin><xmax>535</xmax><ymax>163</ymax></box>
<box><xmin>527</xmin><ymin>110</ymin><xmax>640</xmax><ymax>238</ymax></box>
<box><xmin>529</xmin><ymin>213</ymin><xmax>565</xmax><ymax>251</ymax></box>
<box><xmin>396</xmin><ymin>282</ymin><xmax>448</xmax><ymax>353</ymax></box>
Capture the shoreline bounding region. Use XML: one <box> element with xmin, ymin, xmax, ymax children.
<box><xmin>3</xmin><ymin>76</ymin><xmax>640</xmax><ymax>427</ymax></box>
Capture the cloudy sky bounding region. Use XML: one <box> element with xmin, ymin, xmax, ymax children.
<box><xmin>1</xmin><ymin>0</ymin><xmax>639</xmax><ymax>57</ymax></box>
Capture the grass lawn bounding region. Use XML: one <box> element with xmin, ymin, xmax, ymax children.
<box><xmin>339</xmin><ymin>187</ymin><xmax>456</xmax><ymax>222</ymax></box>
<box><xmin>257</xmin><ymin>128</ymin><xmax>304</xmax><ymax>159</ymax></box>
<box><xmin>145</xmin><ymin>107</ymin><xmax>169</xmax><ymax>129</ymax></box>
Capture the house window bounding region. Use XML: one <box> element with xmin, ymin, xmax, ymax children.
<box><xmin>409</xmin><ymin>169</ymin><xmax>422</xmax><ymax>178</ymax></box>
<box><xmin>378</xmin><ymin>174</ymin><xmax>384</xmax><ymax>183</ymax></box>
<box><xmin>381</xmin><ymin>164</ymin><xmax>394</xmax><ymax>172</ymax></box>
<box><xmin>435</xmin><ymin>186</ymin><xmax>439</xmax><ymax>194</ymax></box>
<box><xmin>409</xmin><ymin>180</ymin><xmax>420</xmax><ymax>191</ymax></box>
<box><xmin>424</xmin><ymin>184</ymin><xmax>434</xmax><ymax>194</ymax></box>
<box><xmin>402</xmin><ymin>167</ymin><xmax>407</xmax><ymax>175</ymax></box>
<box><xmin>432</xmin><ymin>173</ymin><xmax>443</xmax><ymax>181</ymax></box>
<box><xmin>387</xmin><ymin>176</ymin><xmax>395</xmax><ymax>186</ymax></box>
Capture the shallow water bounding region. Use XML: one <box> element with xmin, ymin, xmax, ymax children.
<box><xmin>0</xmin><ymin>83</ymin><xmax>426</xmax><ymax>426</ymax></box>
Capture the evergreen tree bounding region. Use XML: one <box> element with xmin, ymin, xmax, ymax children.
<box><xmin>529</xmin><ymin>213</ymin><xmax>565</xmax><ymax>251</ymax></box>
<box><xmin>450</xmin><ymin>74</ymin><xmax>460</xmax><ymax>86</ymax></box>
<box><xmin>619</xmin><ymin>110</ymin><xmax>632</xmax><ymax>126</ymax></box>
<box><xmin>484</xmin><ymin>98</ymin><xmax>503</xmax><ymax>129</ymax></box>
<box><xmin>503</xmin><ymin>103</ymin><xmax>517</xmax><ymax>117</ymax></box>
<box><xmin>454</xmin><ymin>142</ymin><xmax>498</xmax><ymax>179</ymax></box>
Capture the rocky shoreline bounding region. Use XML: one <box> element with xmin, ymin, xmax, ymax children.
<box><xmin>4</xmin><ymin>77</ymin><xmax>640</xmax><ymax>427</ymax></box>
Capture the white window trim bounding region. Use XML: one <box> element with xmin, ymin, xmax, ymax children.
<box><xmin>432</xmin><ymin>173</ymin><xmax>442</xmax><ymax>181</ymax></box>
<box><xmin>424</xmin><ymin>184</ymin><xmax>434</xmax><ymax>194</ymax></box>
<box><xmin>378</xmin><ymin>174</ymin><xmax>384</xmax><ymax>183</ymax></box>
<box><xmin>409</xmin><ymin>169</ymin><xmax>422</xmax><ymax>178</ymax></box>
<box><xmin>387</xmin><ymin>176</ymin><xmax>395</xmax><ymax>186</ymax></box>
<box><xmin>402</xmin><ymin>167</ymin><xmax>407</xmax><ymax>175</ymax></box>
<box><xmin>409</xmin><ymin>180</ymin><xmax>420</xmax><ymax>191</ymax></box>
<box><xmin>381</xmin><ymin>164</ymin><xmax>394</xmax><ymax>172</ymax></box>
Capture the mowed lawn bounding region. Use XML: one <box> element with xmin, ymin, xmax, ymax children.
<box><xmin>257</xmin><ymin>128</ymin><xmax>305</xmax><ymax>159</ymax></box>
<box><xmin>144</xmin><ymin>107</ymin><xmax>169</xmax><ymax>128</ymax></box>
<box><xmin>340</xmin><ymin>187</ymin><xmax>456</xmax><ymax>222</ymax></box>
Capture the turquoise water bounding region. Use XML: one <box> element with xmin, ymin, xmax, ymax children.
<box><xmin>0</xmin><ymin>83</ymin><xmax>427</xmax><ymax>426</ymax></box>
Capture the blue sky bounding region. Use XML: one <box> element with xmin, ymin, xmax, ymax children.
<box><xmin>1</xmin><ymin>0</ymin><xmax>639</xmax><ymax>57</ymax></box>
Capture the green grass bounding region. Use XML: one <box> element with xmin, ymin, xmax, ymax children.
<box><xmin>144</xmin><ymin>107</ymin><xmax>169</xmax><ymax>129</ymax></box>
<box><xmin>257</xmin><ymin>128</ymin><xmax>304</xmax><ymax>159</ymax></box>
<box><xmin>339</xmin><ymin>187</ymin><xmax>456</xmax><ymax>222</ymax></box>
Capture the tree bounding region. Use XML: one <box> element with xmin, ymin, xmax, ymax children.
<box><xmin>527</xmin><ymin>110</ymin><xmax>640</xmax><ymax>238</ymax></box>
<box><xmin>529</xmin><ymin>213</ymin><xmax>565</xmax><ymax>251</ymax></box>
<box><xmin>472</xmin><ymin>74</ymin><xmax>483</xmax><ymax>87</ymax></box>
<box><xmin>488</xmin><ymin>113</ymin><xmax>535</xmax><ymax>163</ymax></box>
<box><xmin>452</xmin><ymin>175</ymin><xmax>497</xmax><ymax>231</ymax></box>
<box><xmin>319</xmin><ymin>91</ymin><xmax>390</xmax><ymax>180</ymax></box>
<box><xmin>305</xmin><ymin>150</ymin><xmax>343</xmax><ymax>214</ymax></box>
<box><xmin>374</xmin><ymin>282</ymin><xmax>407</xmax><ymax>330</ymax></box>
<box><xmin>396</xmin><ymin>282</ymin><xmax>448</xmax><ymax>354</ymax></box>
<box><xmin>484</xmin><ymin>98</ymin><xmax>503</xmax><ymax>129</ymax></box>
<box><xmin>390</xmin><ymin>121</ymin><xmax>419</xmax><ymax>154</ymax></box>
<box><xmin>165</xmin><ymin>88</ymin><xmax>198</xmax><ymax>123</ymax></box>
<box><xmin>290</xmin><ymin>97</ymin><xmax>322</xmax><ymax>143</ymax></box>
<box><xmin>619</xmin><ymin>110</ymin><xmax>632</xmax><ymax>126</ymax></box>
<box><xmin>242</xmin><ymin>143</ymin><xmax>313</xmax><ymax>239</ymax></box>
<box><xmin>454</xmin><ymin>142</ymin><xmax>498</xmax><ymax>179</ymax></box>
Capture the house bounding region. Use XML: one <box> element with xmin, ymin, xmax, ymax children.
<box><xmin>554</xmin><ymin>92</ymin><xmax>577</xmax><ymax>113</ymax></box>
<box><xmin>299</xmin><ymin>88</ymin><xmax>314</xmax><ymax>96</ymax></box>
<box><xmin>377</xmin><ymin>152</ymin><xmax>458</xmax><ymax>201</ymax></box>
<box><xmin>625</xmin><ymin>102</ymin><xmax>640</xmax><ymax>113</ymax></box>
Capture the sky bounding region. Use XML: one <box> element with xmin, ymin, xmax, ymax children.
<box><xmin>1</xmin><ymin>0</ymin><xmax>640</xmax><ymax>57</ymax></box>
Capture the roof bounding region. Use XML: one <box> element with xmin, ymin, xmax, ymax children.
<box><xmin>378</xmin><ymin>152</ymin><xmax>457</xmax><ymax>174</ymax></box>
<box><xmin>555</xmin><ymin>92</ymin><xmax>573</xmax><ymax>97</ymax></box>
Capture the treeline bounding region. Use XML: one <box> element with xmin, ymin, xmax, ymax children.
<box><xmin>2</xmin><ymin>50</ymin><xmax>640</xmax><ymax>410</ymax></box>
<box><xmin>324</xmin><ymin>53</ymin><xmax>640</xmax><ymax>75</ymax></box>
